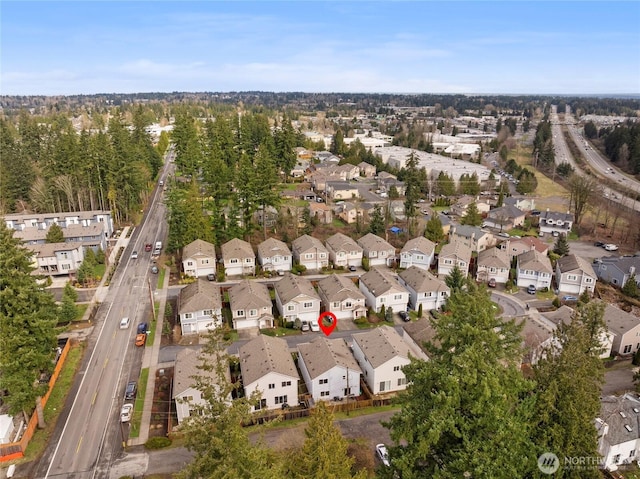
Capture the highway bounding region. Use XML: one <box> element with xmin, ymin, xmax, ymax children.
<box><xmin>33</xmin><ymin>151</ymin><xmax>173</xmax><ymax>479</ymax></box>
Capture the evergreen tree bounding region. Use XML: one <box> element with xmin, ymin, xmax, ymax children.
<box><xmin>553</xmin><ymin>234</ymin><xmax>570</xmax><ymax>257</ymax></box>
<box><xmin>368</xmin><ymin>205</ymin><xmax>385</xmax><ymax>236</ymax></box>
<box><xmin>45</xmin><ymin>223</ymin><xmax>64</xmax><ymax>243</ymax></box>
<box><xmin>424</xmin><ymin>215</ymin><xmax>444</xmax><ymax>243</ymax></box>
<box><xmin>532</xmin><ymin>302</ymin><xmax>605</xmax><ymax>478</ymax></box>
<box><xmin>385</xmin><ymin>284</ymin><xmax>535</xmax><ymax>478</ymax></box>
<box><xmin>254</xmin><ymin>141</ymin><xmax>281</xmax><ymax>239</ymax></box>
<box><xmin>444</xmin><ymin>264</ymin><xmax>467</xmax><ymax>292</ymax></box>
<box><xmin>622</xmin><ymin>277</ymin><xmax>639</xmax><ymax>299</ymax></box>
<box><xmin>0</xmin><ymin>223</ymin><xmax>59</xmax><ymax>417</ymax></box>
<box><xmin>461</xmin><ymin>202</ymin><xmax>482</xmax><ymax>226</ymax></box>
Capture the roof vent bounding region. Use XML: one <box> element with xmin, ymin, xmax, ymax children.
<box><xmin>620</xmin><ymin>411</ymin><xmax>627</xmax><ymax>418</ymax></box>
<box><xmin>625</xmin><ymin>425</ymin><xmax>633</xmax><ymax>432</ymax></box>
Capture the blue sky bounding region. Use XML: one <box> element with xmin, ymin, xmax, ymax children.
<box><xmin>2</xmin><ymin>1</ymin><xmax>639</xmax><ymax>96</ymax></box>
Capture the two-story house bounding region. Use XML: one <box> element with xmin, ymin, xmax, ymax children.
<box><xmin>228</xmin><ymin>280</ymin><xmax>274</xmax><ymax>330</ymax></box>
<box><xmin>297</xmin><ymin>336</ymin><xmax>362</xmax><ymax>402</ymax></box>
<box><xmin>325</xmin><ymin>233</ymin><xmax>363</xmax><ymax>268</ymax></box>
<box><xmin>594</xmin><ymin>255</ymin><xmax>640</xmax><ymax>289</ymax></box>
<box><xmin>274</xmin><ymin>273</ymin><xmax>321</xmax><ymax>326</ymax></box>
<box><xmin>357</xmin><ymin>233</ymin><xmax>396</xmax><ymax>267</ymax></box>
<box><xmin>476</xmin><ymin>246</ymin><xmax>510</xmax><ymax>285</ymax></box>
<box><xmin>505</xmin><ymin>236</ymin><xmax>549</xmax><ymax>259</ymax></box>
<box><xmin>221</xmin><ymin>238</ymin><xmax>255</xmax><ymax>277</ymax></box>
<box><xmin>358</xmin><ymin>267</ymin><xmax>409</xmax><ymax>313</ymax></box>
<box><xmin>257</xmin><ymin>237</ymin><xmax>292</xmax><ymax>274</ymax></box>
<box><xmin>351</xmin><ymin>326</ymin><xmax>416</xmax><ymax>395</ymax></box>
<box><xmin>292</xmin><ymin>234</ymin><xmax>329</xmax><ymax>271</ymax></box>
<box><xmin>516</xmin><ymin>249</ymin><xmax>553</xmax><ymax>290</ymax></box>
<box><xmin>239</xmin><ymin>335</ymin><xmax>299</xmax><ymax>411</ymax></box>
<box><xmin>448</xmin><ymin>225</ymin><xmax>497</xmax><ymax>253</ymax></box>
<box><xmin>316</xmin><ymin>274</ymin><xmax>367</xmax><ymax>321</ymax></box>
<box><xmin>177</xmin><ymin>279</ymin><xmax>223</xmax><ymax>335</ymax></box>
<box><xmin>598</xmin><ymin>394</ymin><xmax>640</xmax><ymax>471</ymax></box>
<box><xmin>483</xmin><ymin>205</ymin><xmax>526</xmax><ymax>231</ymax></box>
<box><xmin>398</xmin><ymin>266</ymin><xmax>450</xmax><ymax>312</ymax></box>
<box><xmin>603</xmin><ymin>303</ymin><xmax>640</xmax><ymax>356</ymax></box>
<box><xmin>326</xmin><ymin>181</ymin><xmax>360</xmax><ymax>200</ymax></box>
<box><xmin>437</xmin><ymin>239</ymin><xmax>472</xmax><ymax>278</ymax></box>
<box><xmin>399</xmin><ymin>236</ymin><xmax>436</xmax><ymax>270</ymax></box>
<box><xmin>28</xmin><ymin>242</ymin><xmax>85</xmax><ymax>276</ymax></box>
<box><xmin>539</xmin><ymin>210</ymin><xmax>574</xmax><ymax>237</ymax></box>
<box><xmin>182</xmin><ymin>239</ymin><xmax>217</xmax><ymax>278</ymax></box>
<box><xmin>555</xmin><ymin>254</ymin><xmax>597</xmax><ymax>295</ymax></box>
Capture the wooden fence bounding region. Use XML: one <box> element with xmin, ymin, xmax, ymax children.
<box><xmin>0</xmin><ymin>339</ymin><xmax>71</xmax><ymax>462</ymax></box>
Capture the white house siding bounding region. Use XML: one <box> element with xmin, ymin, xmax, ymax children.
<box><xmin>399</xmin><ymin>252</ymin><xmax>433</xmax><ymax>270</ymax></box>
<box><xmin>275</xmin><ymin>295</ymin><xmax>321</xmax><ymax>325</ymax></box>
<box><xmin>352</xmin><ymin>345</ymin><xmax>410</xmax><ymax>395</ymax></box>
<box><xmin>325</xmin><ymin>298</ymin><xmax>367</xmax><ymax>321</ymax></box>
<box><xmin>175</xmin><ymin>386</ymin><xmax>205</xmax><ymax>425</ymax></box>
<box><xmin>298</xmin><ymin>362</ymin><xmax>361</xmax><ymax>402</ymax></box>
<box><xmin>232</xmin><ymin>308</ymin><xmax>273</xmax><ymax>330</ymax></box>
<box><xmin>259</xmin><ymin>254</ymin><xmax>292</xmax><ymax>273</ymax></box>
<box><xmin>613</xmin><ymin>324</ymin><xmax>640</xmax><ymax>356</ymax></box>
<box><xmin>404</xmin><ymin>288</ymin><xmax>448</xmax><ymax>312</ymax></box>
<box><xmin>245</xmin><ymin>372</ymin><xmax>298</xmax><ymax>411</ymax></box>
<box><xmin>557</xmin><ymin>272</ymin><xmax>595</xmax><ymax>295</ymax></box>
<box><xmin>182</xmin><ymin>257</ymin><xmax>216</xmax><ymax>278</ymax></box>
<box><xmin>358</xmin><ymin>283</ymin><xmax>409</xmax><ymax>313</ymax></box>
<box><xmin>180</xmin><ymin>308</ymin><xmax>223</xmax><ymax>335</ymax></box>
<box><xmin>602</xmin><ymin>438</ymin><xmax>640</xmax><ymax>471</ymax></box>
<box><xmin>366</xmin><ymin>250</ymin><xmax>395</xmax><ymax>267</ymax></box>
<box><xmin>516</xmin><ymin>270</ymin><xmax>552</xmax><ymax>289</ymax></box>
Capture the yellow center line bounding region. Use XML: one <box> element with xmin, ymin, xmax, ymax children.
<box><xmin>91</xmin><ymin>391</ymin><xmax>97</xmax><ymax>405</ymax></box>
<box><xmin>76</xmin><ymin>436</ymin><xmax>83</xmax><ymax>454</ymax></box>
<box><xmin>103</xmin><ymin>358</ymin><xmax>109</xmax><ymax>368</ymax></box>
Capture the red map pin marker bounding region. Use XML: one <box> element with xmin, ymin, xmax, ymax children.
<box><xmin>318</xmin><ymin>311</ymin><xmax>337</xmax><ymax>337</ymax></box>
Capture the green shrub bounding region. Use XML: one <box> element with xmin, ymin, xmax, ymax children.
<box><xmin>145</xmin><ymin>436</ymin><xmax>172</xmax><ymax>449</ymax></box>
<box><xmin>552</xmin><ymin>297</ymin><xmax>561</xmax><ymax>309</ymax></box>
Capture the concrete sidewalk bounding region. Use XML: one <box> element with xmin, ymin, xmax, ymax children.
<box><xmin>95</xmin><ymin>226</ymin><xmax>131</xmax><ymax>303</ymax></box>
<box><xmin>129</xmin><ymin>263</ymin><xmax>170</xmax><ymax>446</ymax></box>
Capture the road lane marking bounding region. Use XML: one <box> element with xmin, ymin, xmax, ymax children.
<box><xmin>91</xmin><ymin>391</ymin><xmax>97</xmax><ymax>405</ymax></box>
<box><xmin>103</xmin><ymin>358</ymin><xmax>109</xmax><ymax>368</ymax></box>
<box><xmin>76</xmin><ymin>436</ymin><xmax>83</xmax><ymax>454</ymax></box>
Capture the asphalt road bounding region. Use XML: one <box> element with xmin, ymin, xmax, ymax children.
<box><xmin>32</xmin><ymin>155</ymin><xmax>173</xmax><ymax>479</ymax></box>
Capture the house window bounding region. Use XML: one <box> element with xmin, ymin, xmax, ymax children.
<box><xmin>245</xmin><ymin>258</ymin><xmax>252</xmax><ymax>263</ymax></box>
<box><xmin>630</xmin><ymin>450</ymin><xmax>636</xmax><ymax>458</ymax></box>
<box><xmin>397</xmin><ymin>377</ymin><xmax>407</xmax><ymax>386</ymax></box>
<box><xmin>614</xmin><ymin>454</ymin><xmax>621</xmax><ymax>464</ymax></box>
<box><xmin>230</xmin><ymin>259</ymin><xmax>239</xmax><ymax>264</ymax></box>
<box><xmin>287</xmin><ymin>305</ymin><xmax>295</xmax><ymax>311</ymax></box>
<box><xmin>268</xmin><ymin>383</ymin><xmax>275</xmax><ymax>389</ymax></box>
<box><xmin>249</xmin><ymin>309</ymin><xmax>257</xmax><ymax>316</ymax></box>
<box><xmin>305</xmin><ymin>253</ymin><xmax>313</xmax><ymax>259</ymax></box>
<box><xmin>187</xmin><ymin>261</ymin><xmax>194</xmax><ymax>266</ymax></box>
<box><xmin>379</xmin><ymin>381</ymin><xmax>391</xmax><ymax>392</ymax></box>
<box><xmin>62</xmin><ymin>264</ymin><xmax>71</xmax><ymax>270</ymax></box>
<box><xmin>320</xmin><ymin>391</ymin><xmax>330</xmax><ymax>397</ymax></box>
<box><xmin>237</xmin><ymin>310</ymin><xmax>245</xmax><ymax>317</ymax></box>
<box><xmin>184</xmin><ymin>313</ymin><xmax>193</xmax><ymax>319</ymax></box>
<box><xmin>282</xmin><ymin>381</ymin><xmax>291</xmax><ymax>387</ymax></box>
<box><xmin>182</xmin><ymin>395</ymin><xmax>194</xmax><ymax>402</ymax></box>
<box><xmin>444</xmin><ymin>259</ymin><xmax>453</xmax><ymax>265</ymax></box>
<box><xmin>393</xmin><ymin>366</ymin><xmax>401</xmax><ymax>372</ymax></box>
<box><xmin>202</xmin><ymin>259</ymin><xmax>209</xmax><ymax>264</ymax></box>
<box><xmin>441</xmin><ymin>291</ymin><xmax>447</xmax><ymax>296</ymax></box>
<box><xmin>624</xmin><ymin>345</ymin><xmax>633</xmax><ymax>354</ymax></box>
<box><xmin>567</xmin><ymin>274</ymin><xmax>577</xmax><ymax>281</ymax></box>
<box><xmin>393</xmin><ymin>294</ymin><xmax>402</xmax><ymax>300</ymax></box>
<box><xmin>416</xmin><ymin>255</ymin><xmax>424</xmax><ymax>261</ymax></box>
<box><xmin>319</xmin><ymin>253</ymin><xmax>326</xmax><ymax>258</ymax></box>
<box><xmin>275</xmin><ymin>395</ymin><xmax>288</xmax><ymax>405</ymax></box>
<box><xmin>345</xmin><ymin>301</ymin><xmax>352</xmax><ymax>308</ymax></box>
<box><xmin>380</xmin><ymin>297</ymin><xmax>385</xmax><ymax>303</ymax></box>
<box><xmin>303</xmin><ymin>302</ymin><xmax>313</xmax><ymax>309</ymax></box>
<box><xmin>319</xmin><ymin>378</ymin><xmax>328</xmax><ymax>384</ymax></box>
<box><xmin>585</xmin><ymin>277</ymin><xmax>593</xmax><ymax>283</ymax></box>
<box><xmin>60</xmin><ymin>252</ymin><xmax>68</xmax><ymax>259</ymax></box>
<box><xmin>255</xmin><ymin>398</ymin><xmax>267</xmax><ymax>411</ymax></box>
<box><xmin>203</xmin><ymin>310</ymin><xmax>213</xmax><ymax>316</ymax></box>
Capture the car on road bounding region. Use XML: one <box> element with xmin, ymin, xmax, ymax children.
<box><xmin>562</xmin><ymin>295</ymin><xmax>578</xmax><ymax>302</ymax></box>
<box><xmin>131</xmin><ymin>250</ymin><xmax>138</xmax><ymax>259</ymax></box>
<box><xmin>527</xmin><ymin>284</ymin><xmax>537</xmax><ymax>295</ymax></box>
<box><xmin>124</xmin><ymin>381</ymin><xmax>137</xmax><ymax>400</ymax></box>
<box><xmin>594</xmin><ymin>241</ymin><xmax>605</xmax><ymax>248</ymax></box>
<box><xmin>398</xmin><ymin>311</ymin><xmax>410</xmax><ymax>322</ymax></box>
<box><xmin>135</xmin><ymin>333</ymin><xmax>146</xmax><ymax>347</ymax></box>
<box><xmin>120</xmin><ymin>404</ymin><xmax>133</xmax><ymax>423</ymax></box>
<box><xmin>604</xmin><ymin>244</ymin><xmax>619</xmax><ymax>251</ymax></box>
<box><xmin>150</xmin><ymin>265</ymin><xmax>159</xmax><ymax>274</ymax></box>
<box><xmin>119</xmin><ymin>317</ymin><xmax>130</xmax><ymax>329</ymax></box>
<box><xmin>137</xmin><ymin>322</ymin><xmax>148</xmax><ymax>334</ymax></box>
<box><xmin>498</xmin><ymin>232</ymin><xmax>510</xmax><ymax>238</ymax></box>
<box><xmin>310</xmin><ymin>322</ymin><xmax>320</xmax><ymax>332</ymax></box>
<box><xmin>488</xmin><ymin>278</ymin><xmax>497</xmax><ymax>288</ymax></box>
<box><xmin>376</xmin><ymin>444</ymin><xmax>390</xmax><ymax>467</ymax></box>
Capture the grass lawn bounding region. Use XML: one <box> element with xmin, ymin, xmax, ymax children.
<box><xmin>511</xmin><ymin>143</ymin><xmax>567</xmax><ymax>198</ymax></box>
<box><xmin>157</xmin><ymin>267</ymin><xmax>166</xmax><ymax>289</ymax></box>
<box><xmin>261</xmin><ymin>327</ymin><xmax>301</xmax><ymax>337</ymax></box>
<box><xmin>129</xmin><ymin>367</ymin><xmax>149</xmax><ymax>438</ymax></box>
<box><xmin>22</xmin><ymin>342</ymin><xmax>86</xmax><ymax>462</ymax></box>
<box><xmin>74</xmin><ymin>303</ymin><xmax>89</xmax><ymax>321</ymax></box>
<box><xmin>508</xmin><ymin>227</ymin><xmax>538</xmax><ymax>237</ymax></box>
<box><xmin>94</xmin><ymin>263</ymin><xmax>106</xmax><ymax>279</ymax></box>
<box><xmin>332</xmin><ymin>218</ymin><xmax>347</xmax><ymax>228</ymax></box>
<box><xmin>146</xmin><ymin>301</ymin><xmax>160</xmax><ymax>346</ymax></box>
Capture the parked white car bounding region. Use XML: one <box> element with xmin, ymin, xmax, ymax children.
<box><xmin>376</xmin><ymin>444</ymin><xmax>390</xmax><ymax>467</ymax></box>
<box><xmin>604</xmin><ymin>244</ymin><xmax>619</xmax><ymax>251</ymax></box>
<box><xmin>120</xmin><ymin>403</ymin><xmax>133</xmax><ymax>423</ymax></box>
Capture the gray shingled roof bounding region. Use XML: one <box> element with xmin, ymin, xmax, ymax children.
<box><xmin>326</xmin><ymin>232</ymin><xmax>363</xmax><ymax>254</ymax></box>
<box><xmin>228</xmin><ymin>280</ymin><xmax>271</xmax><ymax>311</ymax></box>
<box><xmin>357</xmin><ymin>233</ymin><xmax>395</xmax><ymax>255</ymax></box>
<box><xmin>28</xmin><ymin>241</ymin><xmax>84</xmax><ymax>257</ymax></box>
<box><xmin>297</xmin><ymin>336</ymin><xmax>362</xmax><ymax>379</ymax></box>
<box><xmin>352</xmin><ymin>325</ymin><xmax>412</xmax><ymax>368</ymax></box>
<box><xmin>274</xmin><ymin>272</ymin><xmax>319</xmax><ymax>304</ymax></box>
<box><xmin>183</xmin><ymin>239</ymin><xmax>216</xmax><ymax>260</ymax></box>
<box><xmin>178</xmin><ymin>279</ymin><xmax>222</xmax><ymax>314</ymax></box>
<box><xmin>517</xmin><ymin>249</ymin><xmax>553</xmax><ymax>273</ymax></box>
<box><xmin>401</xmin><ymin>236</ymin><xmax>436</xmax><ymax>255</ymax></box>
<box><xmin>292</xmin><ymin>234</ymin><xmax>328</xmax><ymax>255</ymax></box>
<box><xmin>599</xmin><ymin>394</ymin><xmax>640</xmax><ymax>449</ymax></box>
<box><xmin>509</xmin><ymin>236</ymin><xmax>549</xmax><ymax>254</ymax></box>
<box><xmin>359</xmin><ymin>267</ymin><xmax>406</xmax><ymax>296</ymax></box>
<box><xmin>604</xmin><ymin>303</ymin><xmax>640</xmax><ymax>335</ymax></box>
<box><xmin>556</xmin><ymin>254</ymin><xmax>596</xmax><ymax>277</ymax></box>
<box><xmin>221</xmin><ymin>237</ymin><xmax>254</xmax><ymax>260</ymax></box>
<box><xmin>487</xmin><ymin>205</ymin><xmax>525</xmax><ymax>219</ymax></box>
<box><xmin>173</xmin><ymin>347</ymin><xmax>229</xmax><ymax>398</ymax></box>
<box><xmin>257</xmin><ymin>237</ymin><xmax>291</xmax><ymax>259</ymax></box>
<box><xmin>399</xmin><ymin>266</ymin><xmax>450</xmax><ymax>294</ymax></box>
<box><xmin>439</xmin><ymin>239</ymin><xmax>472</xmax><ymax>261</ymax></box>
<box><xmin>402</xmin><ymin>319</ymin><xmax>439</xmax><ymax>351</ymax></box>
<box><xmin>450</xmin><ymin>225</ymin><xmax>486</xmax><ymax>240</ymax></box>
<box><xmin>317</xmin><ymin>274</ymin><xmax>365</xmax><ymax>303</ymax></box>
<box><xmin>477</xmin><ymin>247</ymin><xmax>510</xmax><ymax>269</ymax></box>
<box><xmin>238</xmin><ymin>335</ymin><xmax>299</xmax><ymax>386</ymax></box>
<box><xmin>15</xmin><ymin>223</ymin><xmax>104</xmax><ymax>241</ymax></box>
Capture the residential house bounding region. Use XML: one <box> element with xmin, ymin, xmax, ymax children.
<box><xmin>437</xmin><ymin>240</ymin><xmax>472</xmax><ymax>277</ymax></box>
<box><xmin>483</xmin><ymin>205</ymin><xmax>526</xmax><ymax>231</ymax></box>
<box><xmin>358</xmin><ymin>267</ymin><xmax>409</xmax><ymax>313</ymax></box>
<box><xmin>504</xmin><ymin>196</ymin><xmax>536</xmax><ymax>212</ymax></box>
<box><xmin>598</xmin><ymin>394</ymin><xmax>640</xmax><ymax>471</ymax></box>
<box><xmin>325</xmin><ymin>233</ymin><xmax>363</xmax><ymax>268</ymax></box>
<box><xmin>336</xmin><ymin>202</ymin><xmax>361</xmax><ymax>225</ymax></box>
<box><xmin>594</xmin><ymin>255</ymin><xmax>640</xmax><ymax>289</ymax></box>
<box><xmin>182</xmin><ymin>239</ymin><xmax>217</xmax><ymax>278</ymax></box>
<box><xmin>358</xmin><ymin>161</ymin><xmax>376</xmax><ymax>178</ymax></box>
<box><xmin>398</xmin><ymin>266</ymin><xmax>450</xmax><ymax>312</ymax></box>
<box><xmin>451</xmin><ymin>197</ymin><xmax>490</xmax><ymax>217</ymax></box>
<box><xmin>448</xmin><ymin>225</ymin><xmax>497</xmax><ymax>253</ymax></box>
<box><xmin>257</xmin><ymin>238</ymin><xmax>292</xmax><ymax>274</ymax></box>
<box><xmin>177</xmin><ymin>280</ymin><xmax>223</xmax><ymax>335</ymax></box>
<box><xmin>27</xmin><ymin>242</ymin><xmax>85</xmax><ymax>277</ymax></box>
<box><xmin>399</xmin><ymin>236</ymin><xmax>436</xmax><ymax>270</ymax></box>
<box><xmin>401</xmin><ymin>319</ymin><xmax>438</xmax><ymax>358</ymax></box>
<box><xmin>297</xmin><ymin>337</ymin><xmax>362</xmax><ymax>402</ymax></box>
<box><xmin>476</xmin><ymin>247</ymin><xmax>510</xmax><ymax>284</ymax></box>
<box><xmin>516</xmin><ymin>317</ymin><xmax>555</xmax><ymax>365</ymax></box>
<box><xmin>4</xmin><ymin>209</ymin><xmax>114</xmax><ymax>240</ymax></box>
<box><xmin>274</xmin><ymin>273</ymin><xmax>321</xmax><ymax>326</ymax></box>
<box><xmin>556</xmin><ymin>254</ymin><xmax>597</xmax><ymax>295</ymax></box>
<box><xmin>317</xmin><ymin>274</ymin><xmax>367</xmax><ymax>321</ymax></box>
<box><xmin>357</xmin><ymin>233</ymin><xmax>396</xmax><ymax>267</ymax></box>
<box><xmin>228</xmin><ymin>280</ymin><xmax>274</xmax><ymax>330</ymax></box>
<box><xmin>543</xmin><ymin>305</ymin><xmax>613</xmax><ymax>358</ymax></box>
<box><xmin>539</xmin><ymin>210</ymin><xmax>574</xmax><ymax>236</ymax></box>
<box><xmin>505</xmin><ymin>236</ymin><xmax>549</xmax><ymax>259</ymax></box>
<box><xmin>351</xmin><ymin>325</ymin><xmax>416</xmax><ymax>395</ymax></box>
<box><xmin>326</xmin><ymin>181</ymin><xmax>360</xmax><ymax>201</ymax></box>
<box><xmin>173</xmin><ymin>347</ymin><xmax>231</xmax><ymax>425</ymax></box>
<box><xmin>603</xmin><ymin>303</ymin><xmax>640</xmax><ymax>356</ymax></box>
<box><xmin>239</xmin><ymin>335</ymin><xmax>299</xmax><ymax>411</ymax></box>
<box><xmin>221</xmin><ymin>238</ymin><xmax>255</xmax><ymax>277</ymax></box>
<box><xmin>516</xmin><ymin>249</ymin><xmax>553</xmax><ymax>290</ymax></box>
<box><xmin>15</xmin><ymin>224</ymin><xmax>107</xmax><ymax>252</ymax></box>
<box><xmin>292</xmin><ymin>234</ymin><xmax>329</xmax><ymax>271</ymax></box>
<box><xmin>309</xmin><ymin>202</ymin><xmax>333</xmax><ymax>224</ymax></box>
